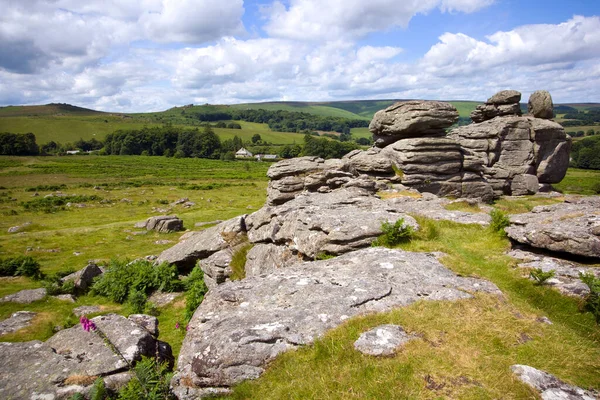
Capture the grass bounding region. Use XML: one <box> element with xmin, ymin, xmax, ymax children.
<box><xmin>553</xmin><ymin>168</ymin><xmax>600</xmax><ymax>195</ymax></box>
<box><xmin>230</xmin><ymin>243</ymin><xmax>253</xmax><ymax>281</ymax></box>
<box><xmin>444</xmin><ymin>200</ymin><xmax>483</xmax><ymax>213</ymax></box>
<box><xmin>221</xmin><ymin>216</ymin><xmax>600</xmax><ymax>399</ymax></box>
<box><xmin>493</xmin><ymin>195</ymin><xmax>564</xmax><ymax>214</ymax></box>
<box><xmin>0</xmin><ymin>155</ymin><xmax>269</xmax><ymax>353</ymax></box>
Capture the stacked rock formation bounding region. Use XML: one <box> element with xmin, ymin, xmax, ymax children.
<box><xmin>469</xmin><ymin>90</ymin><xmax>522</xmax><ymax>123</ymax></box>
<box><xmin>264</xmin><ymin>90</ymin><xmax>569</xmax><ymax>203</ymax></box>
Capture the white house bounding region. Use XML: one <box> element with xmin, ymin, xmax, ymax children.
<box><xmin>235</xmin><ymin>147</ymin><xmax>253</xmax><ymax>158</ymax></box>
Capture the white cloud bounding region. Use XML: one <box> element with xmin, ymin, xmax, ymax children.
<box><xmin>422</xmin><ymin>15</ymin><xmax>600</xmax><ymax>75</ymax></box>
<box><xmin>262</xmin><ymin>0</ymin><xmax>493</xmax><ymax>40</ymax></box>
<box><xmin>141</xmin><ymin>0</ymin><xmax>245</xmax><ymax>43</ymax></box>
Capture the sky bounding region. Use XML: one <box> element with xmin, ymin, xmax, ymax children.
<box><xmin>0</xmin><ymin>0</ymin><xmax>599</xmax><ymax>112</ymax></box>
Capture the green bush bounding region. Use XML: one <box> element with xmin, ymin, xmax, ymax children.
<box><xmin>580</xmin><ymin>272</ymin><xmax>600</xmax><ymax>323</ymax></box>
<box><xmin>91</xmin><ymin>259</ymin><xmax>181</xmax><ymax>304</ymax></box>
<box><xmin>184</xmin><ymin>266</ymin><xmax>208</xmax><ymax>322</ymax></box>
<box><xmin>117</xmin><ymin>357</ymin><xmax>175</xmax><ymax>400</ymax></box>
<box><xmin>489</xmin><ymin>209</ymin><xmax>510</xmax><ymax>236</ymax></box>
<box><xmin>0</xmin><ymin>256</ymin><xmax>43</xmax><ymax>279</ymax></box>
<box><xmin>41</xmin><ymin>273</ymin><xmax>76</xmax><ymax>296</ymax></box>
<box><xmin>89</xmin><ymin>377</ymin><xmax>107</xmax><ymax>400</ymax></box>
<box><xmin>372</xmin><ymin>218</ymin><xmax>415</xmax><ymax>247</ymax></box>
<box><xmin>128</xmin><ymin>289</ymin><xmax>148</xmax><ymax>314</ymax></box>
<box><xmin>529</xmin><ymin>269</ymin><xmax>555</xmax><ymax>285</ymax></box>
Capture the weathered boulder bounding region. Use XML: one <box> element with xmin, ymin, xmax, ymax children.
<box><xmin>265</xmin><ymin>157</ymin><xmax>369</xmax><ymax>206</ymax></box>
<box><xmin>145</xmin><ymin>215</ymin><xmax>184</xmax><ymax>233</ymax></box>
<box><xmin>510</xmin><ymin>174</ymin><xmax>539</xmax><ymax>196</ymax></box>
<box><xmin>61</xmin><ymin>262</ymin><xmax>103</xmax><ymax>292</ymax></box>
<box><xmin>0</xmin><ymin>314</ymin><xmax>172</xmax><ymax>399</ymax></box>
<box><xmin>343</xmin><ymin>148</ymin><xmax>394</xmax><ymax>175</ymax></box>
<box><xmin>470</xmin><ymin>90</ymin><xmax>522</xmax><ymax>123</ymax></box>
<box><xmin>528</xmin><ymin>90</ymin><xmax>554</xmax><ymax>119</ymax></box>
<box><xmin>353</xmin><ymin>324</ymin><xmax>417</xmax><ymax>356</ymax></box>
<box><xmin>449</xmin><ymin>115</ymin><xmax>570</xmax><ymax>195</ymax></box>
<box><xmin>0</xmin><ymin>311</ymin><xmax>36</xmax><ymax>335</ymax></box>
<box><xmin>171</xmin><ymin>247</ymin><xmax>500</xmax><ymax>396</ymax></box>
<box><xmin>128</xmin><ymin>314</ymin><xmax>159</xmax><ymax>337</ymax></box>
<box><xmin>511</xmin><ymin>365</ymin><xmax>597</xmax><ymax>400</ymax></box>
<box><xmin>200</xmin><ymin>248</ymin><xmax>235</xmax><ymax>289</ymax></box>
<box><xmin>506</xmin><ymin>196</ymin><xmax>600</xmax><ymax>258</ymax></box>
<box><xmin>370</xmin><ymin>101</ymin><xmax>459</xmax><ymax>147</ymax></box>
<box><xmin>246</xmin><ymin>188</ymin><xmax>418</xmax><ymax>259</ymax></box>
<box><xmin>0</xmin><ymin>288</ymin><xmax>47</xmax><ymax>304</ymax></box>
<box><xmin>156</xmin><ymin>216</ymin><xmax>246</xmax><ymax>269</ymax></box>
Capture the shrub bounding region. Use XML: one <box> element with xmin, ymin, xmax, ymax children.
<box><xmin>89</xmin><ymin>377</ymin><xmax>107</xmax><ymax>400</ymax></box>
<box><xmin>580</xmin><ymin>272</ymin><xmax>600</xmax><ymax>323</ymax></box>
<box><xmin>529</xmin><ymin>269</ymin><xmax>555</xmax><ymax>285</ymax></box>
<box><xmin>489</xmin><ymin>209</ymin><xmax>510</xmax><ymax>236</ymax></box>
<box><xmin>372</xmin><ymin>218</ymin><xmax>415</xmax><ymax>247</ymax></box>
<box><xmin>184</xmin><ymin>266</ymin><xmax>208</xmax><ymax>322</ymax></box>
<box><xmin>91</xmin><ymin>259</ymin><xmax>181</xmax><ymax>304</ymax></box>
<box><xmin>42</xmin><ymin>273</ymin><xmax>76</xmax><ymax>295</ymax></box>
<box><xmin>116</xmin><ymin>357</ymin><xmax>175</xmax><ymax>400</ymax></box>
<box><xmin>128</xmin><ymin>289</ymin><xmax>148</xmax><ymax>314</ymax></box>
<box><xmin>0</xmin><ymin>256</ymin><xmax>43</xmax><ymax>279</ymax></box>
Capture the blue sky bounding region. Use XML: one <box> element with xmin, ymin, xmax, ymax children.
<box><xmin>0</xmin><ymin>0</ymin><xmax>598</xmax><ymax>112</ymax></box>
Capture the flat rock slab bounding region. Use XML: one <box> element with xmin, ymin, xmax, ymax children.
<box><xmin>172</xmin><ymin>247</ymin><xmax>500</xmax><ymax>397</ymax></box>
<box><xmin>511</xmin><ymin>364</ymin><xmax>597</xmax><ymax>399</ymax></box>
<box><xmin>508</xmin><ymin>249</ymin><xmax>600</xmax><ymax>297</ymax></box>
<box><xmin>148</xmin><ymin>291</ymin><xmax>180</xmax><ymax>307</ymax></box>
<box><xmin>506</xmin><ymin>196</ymin><xmax>600</xmax><ymax>259</ymax></box>
<box><xmin>385</xmin><ymin>194</ymin><xmax>492</xmax><ymax>226</ymax></box>
<box><xmin>0</xmin><ymin>288</ymin><xmax>47</xmax><ymax>304</ymax></box>
<box><xmin>354</xmin><ymin>324</ymin><xmax>417</xmax><ymax>356</ymax></box>
<box><xmin>0</xmin><ymin>311</ymin><xmax>36</xmax><ymax>335</ymax></box>
<box><xmin>0</xmin><ymin>314</ymin><xmax>166</xmax><ymax>400</ymax></box>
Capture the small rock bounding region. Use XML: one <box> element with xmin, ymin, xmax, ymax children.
<box><xmin>155</xmin><ymin>240</ymin><xmax>173</xmax><ymax>245</ymax></box>
<box><xmin>511</xmin><ymin>364</ymin><xmax>597</xmax><ymax>399</ymax></box>
<box><xmin>73</xmin><ymin>252</ymin><xmax>81</xmax><ymax>256</ymax></box>
<box><xmin>0</xmin><ymin>311</ymin><xmax>36</xmax><ymax>335</ymax></box>
<box><xmin>536</xmin><ymin>316</ymin><xmax>552</xmax><ymax>325</ymax></box>
<box><xmin>148</xmin><ymin>292</ymin><xmax>179</xmax><ymax>307</ymax></box>
<box><xmin>72</xmin><ymin>305</ymin><xmax>101</xmax><ymax>317</ymax></box>
<box><xmin>7</xmin><ymin>222</ymin><xmax>31</xmax><ymax>233</ymax></box>
<box><xmin>145</xmin><ymin>215</ymin><xmax>184</xmax><ymax>233</ymax></box>
<box><xmin>61</xmin><ymin>262</ymin><xmax>103</xmax><ymax>292</ymax></box>
<box><xmin>54</xmin><ymin>294</ymin><xmax>76</xmax><ymax>303</ymax></box>
<box><xmin>354</xmin><ymin>325</ymin><xmax>417</xmax><ymax>356</ymax></box>
<box><xmin>0</xmin><ymin>288</ymin><xmax>47</xmax><ymax>304</ymax></box>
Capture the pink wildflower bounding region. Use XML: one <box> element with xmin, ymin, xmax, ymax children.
<box><xmin>175</xmin><ymin>322</ymin><xmax>180</xmax><ymax>329</ymax></box>
<box><xmin>79</xmin><ymin>316</ymin><xmax>96</xmax><ymax>332</ymax></box>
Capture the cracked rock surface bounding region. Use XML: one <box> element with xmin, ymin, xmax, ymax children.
<box><xmin>0</xmin><ymin>313</ymin><xmax>170</xmax><ymax>399</ymax></box>
<box><xmin>171</xmin><ymin>247</ymin><xmax>500</xmax><ymax>398</ymax></box>
<box><xmin>353</xmin><ymin>324</ymin><xmax>417</xmax><ymax>356</ymax></box>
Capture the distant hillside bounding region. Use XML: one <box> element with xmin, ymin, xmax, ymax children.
<box><xmin>0</xmin><ymin>103</ymin><xmax>106</xmax><ymax>117</ymax></box>
<box><xmin>1</xmin><ymin>100</ymin><xmax>599</xmax><ymax>145</ymax></box>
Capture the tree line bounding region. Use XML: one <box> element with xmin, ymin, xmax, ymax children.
<box><xmin>560</xmin><ymin>109</ymin><xmax>600</xmax><ymax>127</ymax></box>
<box><xmin>187</xmin><ymin>108</ymin><xmax>369</xmax><ymax>135</ymax></box>
<box><xmin>570</xmin><ymin>135</ymin><xmax>600</xmax><ymax>170</ymax></box>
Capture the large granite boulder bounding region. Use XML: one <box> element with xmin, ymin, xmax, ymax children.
<box><xmin>145</xmin><ymin>215</ymin><xmax>184</xmax><ymax>233</ymax></box>
<box><xmin>157</xmin><ymin>216</ymin><xmax>246</xmax><ymax>269</ymax></box>
<box><xmin>528</xmin><ymin>90</ymin><xmax>554</xmax><ymax>119</ymax></box>
<box><xmin>470</xmin><ymin>90</ymin><xmax>522</xmax><ymax>123</ymax></box>
<box><xmin>370</xmin><ymin>101</ymin><xmax>459</xmax><ymax>147</ymax></box>
<box><xmin>0</xmin><ymin>314</ymin><xmax>172</xmax><ymax>399</ymax></box>
<box><xmin>245</xmin><ymin>188</ymin><xmax>418</xmax><ymax>259</ymax></box>
<box><xmin>506</xmin><ymin>196</ymin><xmax>600</xmax><ymax>259</ymax></box>
<box><xmin>171</xmin><ymin>247</ymin><xmax>500</xmax><ymax>397</ymax></box>
<box><xmin>61</xmin><ymin>262</ymin><xmax>103</xmax><ymax>292</ymax></box>
<box><xmin>449</xmin><ymin>115</ymin><xmax>570</xmax><ymax>195</ymax></box>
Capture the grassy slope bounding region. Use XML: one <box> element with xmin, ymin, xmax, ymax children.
<box><xmin>223</xmin><ymin>214</ymin><xmax>600</xmax><ymax>399</ymax></box>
